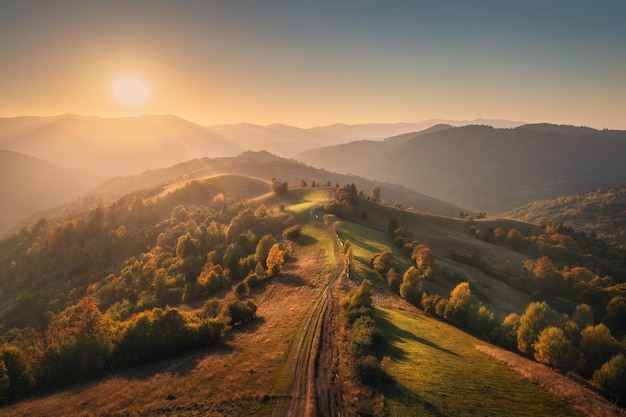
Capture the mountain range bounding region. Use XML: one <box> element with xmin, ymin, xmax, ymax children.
<box><xmin>4</xmin><ymin>114</ymin><xmax>626</xmax><ymax>238</ymax></box>
<box><xmin>297</xmin><ymin>123</ymin><xmax>626</xmax><ymax>213</ymax></box>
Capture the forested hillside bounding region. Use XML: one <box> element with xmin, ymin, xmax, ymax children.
<box><xmin>0</xmin><ymin>175</ymin><xmax>288</xmax><ymax>400</ymax></box>
<box><xmin>504</xmin><ymin>184</ymin><xmax>626</xmax><ymax>244</ymax></box>
<box><xmin>297</xmin><ymin>124</ymin><xmax>626</xmax><ymax>213</ymax></box>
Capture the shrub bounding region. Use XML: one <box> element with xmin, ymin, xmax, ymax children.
<box><xmin>355</xmin><ymin>355</ymin><xmax>383</xmax><ymax>387</ymax></box>
<box><xmin>282</xmin><ymin>225</ymin><xmax>302</xmax><ymax>240</ymax></box>
<box><xmin>224</xmin><ymin>300</ymin><xmax>257</xmax><ymax>325</ymax></box>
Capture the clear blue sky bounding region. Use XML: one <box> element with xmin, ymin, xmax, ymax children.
<box><xmin>1</xmin><ymin>0</ymin><xmax>625</xmax><ymax>128</ymax></box>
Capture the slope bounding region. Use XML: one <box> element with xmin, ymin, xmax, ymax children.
<box><xmin>0</xmin><ymin>183</ymin><xmax>611</xmax><ymax>416</ymax></box>
<box><xmin>89</xmin><ymin>151</ymin><xmax>465</xmax><ymax>216</ymax></box>
<box><xmin>0</xmin><ymin>150</ymin><xmax>101</xmax><ymax>235</ymax></box>
<box><xmin>0</xmin><ymin>115</ymin><xmax>243</xmax><ymax>176</ymax></box>
<box><xmin>297</xmin><ymin>124</ymin><xmax>626</xmax><ymax>213</ymax></box>
<box><xmin>503</xmin><ymin>183</ymin><xmax>626</xmax><ymax>244</ymax></box>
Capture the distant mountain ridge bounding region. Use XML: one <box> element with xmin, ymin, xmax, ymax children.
<box><xmin>0</xmin><ymin>115</ymin><xmax>524</xmax><ymax>174</ymax></box>
<box><xmin>0</xmin><ymin>150</ymin><xmax>101</xmax><ymax>234</ymax></box>
<box><xmin>0</xmin><ymin>115</ymin><xmax>243</xmax><ymax>176</ymax></box>
<box><xmin>297</xmin><ymin>123</ymin><xmax>626</xmax><ymax>213</ymax></box>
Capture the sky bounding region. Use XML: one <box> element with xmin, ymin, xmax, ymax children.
<box><xmin>1</xmin><ymin>0</ymin><xmax>625</xmax><ymax>128</ymax></box>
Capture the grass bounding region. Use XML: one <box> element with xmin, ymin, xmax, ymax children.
<box><xmin>377</xmin><ymin>306</ymin><xmax>582</xmax><ymax>417</ymax></box>
<box><xmin>338</xmin><ymin>220</ymin><xmax>410</xmax><ymax>283</ymax></box>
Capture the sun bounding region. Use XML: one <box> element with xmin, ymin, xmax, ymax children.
<box><xmin>113</xmin><ymin>76</ymin><xmax>149</xmax><ymax>106</ymax></box>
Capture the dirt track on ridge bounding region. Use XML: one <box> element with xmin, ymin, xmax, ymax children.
<box><xmin>270</xmin><ymin>209</ymin><xmax>343</xmax><ymax>417</ymax></box>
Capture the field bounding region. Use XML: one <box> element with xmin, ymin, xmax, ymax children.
<box><xmin>377</xmin><ymin>307</ymin><xmax>582</xmax><ymax>417</ymax></box>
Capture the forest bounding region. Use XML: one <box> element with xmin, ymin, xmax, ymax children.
<box><xmin>0</xmin><ymin>179</ymin><xmax>287</xmax><ymax>401</ymax></box>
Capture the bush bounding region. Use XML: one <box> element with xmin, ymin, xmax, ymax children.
<box><xmin>282</xmin><ymin>225</ymin><xmax>302</xmax><ymax>240</ymax></box>
<box><xmin>355</xmin><ymin>355</ymin><xmax>383</xmax><ymax>387</ymax></box>
<box><xmin>224</xmin><ymin>300</ymin><xmax>257</xmax><ymax>325</ymax></box>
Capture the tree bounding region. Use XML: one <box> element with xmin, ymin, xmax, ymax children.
<box><xmin>385</xmin><ymin>268</ymin><xmax>402</xmax><ymax>292</ymax></box>
<box><xmin>234</xmin><ymin>282</ymin><xmax>249</xmax><ymax>299</ymax></box>
<box><xmin>517</xmin><ymin>301</ymin><xmax>561</xmax><ymax>356</ymax></box>
<box><xmin>342</xmin><ymin>279</ymin><xmax>374</xmax><ymax>324</ymax></box>
<box><xmin>266</xmin><ymin>243</ymin><xmax>285</xmax><ymax>276</ymax></box>
<box><xmin>593</xmin><ymin>353</ymin><xmax>626</xmax><ymax>403</ymax></box>
<box><xmin>175</xmin><ymin>232</ymin><xmax>200</xmax><ymax>259</ymax></box>
<box><xmin>372</xmin><ymin>251</ymin><xmax>395</xmax><ymax>276</ymax></box>
<box><xmin>444</xmin><ymin>282</ymin><xmax>475</xmax><ymax>328</ymax></box>
<box><xmin>282</xmin><ymin>225</ymin><xmax>302</xmax><ymax>240</ymax></box>
<box><xmin>255</xmin><ymin>234</ymin><xmax>277</xmax><ymax>265</ymax></box>
<box><xmin>371</xmin><ymin>185</ymin><xmax>381</xmax><ymax>202</ymax></box>
<box><xmin>0</xmin><ymin>344</ymin><xmax>33</xmax><ymax>400</ymax></box>
<box><xmin>270</xmin><ymin>178</ymin><xmax>288</xmax><ymax>195</ymax></box>
<box><xmin>498</xmin><ymin>313</ymin><xmax>521</xmax><ymax>349</ymax></box>
<box><xmin>579</xmin><ymin>323</ymin><xmax>620</xmax><ymax>375</ymax></box>
<box><xmin>399</xmin><ymin>266</ymin><xmax>423</xmax><ymax>305</ymax></box>
<box><xmin>533</xmin><ymin>327</ymin><xmax>582</xmax><ymax>372</ymax></box>
<box><xmin>412</xmin><ymin>245</ymin><xmax>437</xmax><ymax>278</ymax></box>
<box><xmin>571</xmin><ymin>303</ymin><xmax>594</xmax><ymax>330</ymax></box>
<box><xmin>224</xmin><ymin>300</ymin><xmax>257</xmax><ymax>325</ymax></box>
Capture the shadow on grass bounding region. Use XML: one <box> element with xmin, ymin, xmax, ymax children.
<box><xmin>277</xmin><ymin>273</ymin><xmax>308</xmax><ymax>287</ymax></box>
<box><xmin>341</xmin><ymin>230</ymin><xmax>384</xmax><ymax>255</ymax></box>
<box><xmin>383</xmin><ymin>377</ymin><xmax>447</xmax><ymax>417</ymax></box>
<box><xmin>376</xmin><ymin>310</ymin><xmax>460</xmax><ymax>361</ymax></box>
<box><xmin>295</xmin><ymin>233</ymin><xmax>318</xmax><ymax>246</ymax></box>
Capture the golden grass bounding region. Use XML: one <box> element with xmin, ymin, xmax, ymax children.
<box><xmin>476</xmin><ymin>345</ymin><xmax>626</xmax><ymax>417</ymax></box>
<box><xmin>378</xmin><ymin>306</ymin><xmax>583</xmax><ymax>417</ymax></box>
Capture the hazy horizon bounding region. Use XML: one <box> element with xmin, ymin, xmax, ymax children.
<box><xmin>1</xmin><ymin>1</ymin><xmax>625</xmax><ymax>129</ymax></box>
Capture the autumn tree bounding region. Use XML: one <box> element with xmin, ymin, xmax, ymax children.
<box><xmin>399</xmin><ymin>266</ymin><xmax>423</xmax><ymax>306</ymax></box>
<box><xmin>342</xmin><ymin>279</ymin><xmax>374</xmax><ymax>324</ymax></box>
<box><xmin>266</xmin><ymin>243</ymin><xmax>285</xmax><ymax>276</ymax></box>
<box><xmin>593</xmin><ymin>353</ymin><xmax>626</xmax><ymax>403</ymax></box>
<box><xmin>571</xmin><ymin>303</ymin><xmax>594</xmax><ymax>330</ymax></box>
<box><xmin>517</xmin><ymin>301</ymin><xmax>561</xmax><ymax>356</ymax></box>
<box><xmin>371</xmin><ymin>185</ymin><xmax>381</xmax><ymax>202</ymax></box>
<box><xmin>579</xmin><ymin>323</ymin><xmax>621</xmax><ymax>376</ymax></box>
<box><xmin>443</xmin><ymin>282</ymin><xmax>475</xmax><ymax>328</ymax></box>
<box><xmin>255</xmin><ymin>234</ymin><xmax>277</xmax><ymax>265</ymax></box>
<box><xmin>385</xmin><ymin>268</ymin><xmax>402</xmax><ymax>292</ymax></box>
<box><xmin>533</xmin><ymin>327</ymin><xmax>582</xmax><ymax>372</ymax></box>
<box><xmin>412</xmin><ymin>245</ymin><xmax>437</xmax><ymax>278</ymax></box>
<box><xmin>372</xmin><ymin>251</ymin><xmax>395</xmax><ymax>276</ymax></box>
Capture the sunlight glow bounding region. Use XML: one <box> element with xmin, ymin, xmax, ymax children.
<box><xmin>113</xmin><ymin>76</ymin><xmax>149</xmax><ymax>106</ymax></box>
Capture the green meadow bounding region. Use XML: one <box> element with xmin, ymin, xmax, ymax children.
<box><xmin>377</xmin><ymin>307</ymin><xmax>581</xmax><ymax>417</ymax></box>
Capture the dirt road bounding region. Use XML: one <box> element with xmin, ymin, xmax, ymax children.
<box><xmin>270</xmin><ymin>219</ymin><xmax>343</xmax><ymax>417</ymax></box>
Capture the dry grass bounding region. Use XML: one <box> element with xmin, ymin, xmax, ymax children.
<box><xmin>3</xmin><ymin>243</ymin><xmax>330</xmax><ymax>417</ymax></box>
<box><xmin>476</xmin><ymin>345</ymin><xmax>626</xmax><ymax>417</ymax></box>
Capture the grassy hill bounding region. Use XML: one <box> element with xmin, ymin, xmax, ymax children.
<box><xmin>378</xmin><ymin>307</ymin><xmax>582</xmax><ymax>416</ymax></box>
<box><xmin>297</xmin><ymin>124</ymin><xmax>626</xmax><ymax>213</ymax></box>
<box><xmin>503</xmin><ymin>183</ymin><xmax>626</xmax><ymax>244</ymax></box>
